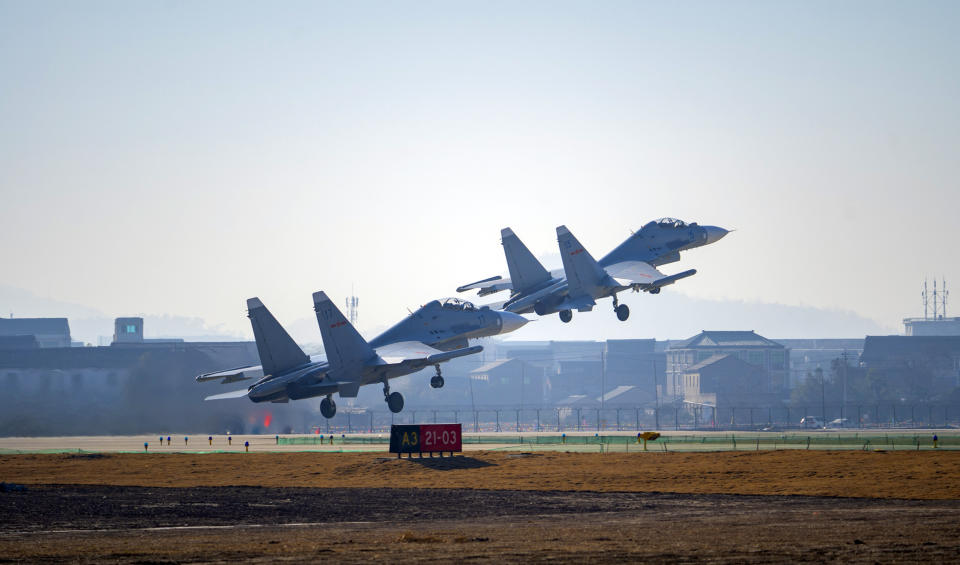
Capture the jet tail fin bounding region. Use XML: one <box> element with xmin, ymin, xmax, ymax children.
<box><xmin>502</xmin><ymin>227</ymin><xmax>552</xmax><ymax>294</ymax></box>
<box><xmin>557</xmin><ymin>225</ymin><xmax>610</xmax><ymax>299</ymax></box>
<box><xmin>247</xmin><ymin>297</ymin><xmax>310</xmax><ymax>377</ymax></box>
<box><xmin>313</xmin><ymin>291</ymin><xmax>376</xmax><ymax>371</ymax></box>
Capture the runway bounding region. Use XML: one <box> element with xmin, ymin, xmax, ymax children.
<box><xmin>1</xmin><ymin>429</ymin><xmax>956</xmax><ymax>454</ymax></box>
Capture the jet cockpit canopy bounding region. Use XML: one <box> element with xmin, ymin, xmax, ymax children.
<box><xmin>655</xmin><ymin>217</ymin><xmax>688</xmax><ymax>228</ymax></box>
<box><xmin>440</xmin><ymin>297</ymin><xmax>478</xmax><ymax>311</ymax></box>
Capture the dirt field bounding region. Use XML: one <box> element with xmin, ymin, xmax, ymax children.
<box><xmin>2</xmin><ymin>451</ymin><xmax>960</xmax><ymax>562</ymax></box>
<box><xmin>2</xmin><ymin>450</ymin><xmax>959</xmax><ymax>499</ymax></box>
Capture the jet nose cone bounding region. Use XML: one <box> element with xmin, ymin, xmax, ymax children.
<box><xmin>703</xmin><ymin>226</ymin><xmax>729</xmax><ymax>245</ymax></box>
<box><xmin>498</xmin><ymin>311</ymin><xmax>529</xmax><ymax>335</ymax></box>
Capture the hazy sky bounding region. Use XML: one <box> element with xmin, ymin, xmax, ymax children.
<box><xmin>2</xmin><ymin>0</ymin><xmax>958</xmax><ymax>339</ymax></box>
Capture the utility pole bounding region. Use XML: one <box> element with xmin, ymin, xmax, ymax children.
<box><xmin>653</xmin><ymin>359</ymin><xmax>660</xmax><ymax>430</ymax></box>
<box><xmin>817</xmin><ymin>367</ymin><xmax>826</xmax><ymax>423</ymax></box>
<box><xmin>600</xmin><ymin>342</ymin><xmax>606</xmax><ymax>429</ymax></box>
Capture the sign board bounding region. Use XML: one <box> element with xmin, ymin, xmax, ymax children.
<box><xmin>390</xmin><ymin>423</ymin><xmax>462</xmax><ymax>454</ymax></box>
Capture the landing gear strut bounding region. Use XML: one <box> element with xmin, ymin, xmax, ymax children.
<box><xmin>613</xmin><ymin>295</ymin><xmax>629</xmax><ymax>322</ymax></box>
<box><xmin>383</xmin><ymin>378</ymin><xmax>404</xmax><ymax>413</ymax></box>
<box><xmin>559</xmin><ymin>310</ymin><xmax>573</xmax><ymax>323</ymax></box>
<box><xmin>320</xmin><ymin>395</ymin><xmax>336</xmax><ymax>419</ymax></box>
<box><xmin>430</xmin><ymin>364</ymin><xmax>445</xmax><ymax>389</ymax></box>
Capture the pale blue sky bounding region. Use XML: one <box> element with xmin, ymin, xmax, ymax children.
<box><xmin>1</xmin><ymin>1</ymin><xmax>958</xmax><ymax>338</ymax></box>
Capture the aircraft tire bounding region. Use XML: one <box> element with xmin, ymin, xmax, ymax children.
<box><xmin>430</xmin><ymin>376</ymin><xmax>445</xmax><ymax>389</ymax></box>
<box><xmin>559</xmin><ymin>310</ymin><xmax>573</xmax><ymax>323</ymax></box>
<box><xmin>387</xmin><ymin>391</ymin><xmax>404</xmax><ymax>413</ymax></box>
<box><xmin>320</xmin><ymin>397</ymin><xmax>337</xmax><ymax>419</ymax></box>
<box><xmin>650</xmin><ymin>288</ymin><xmax>661</xmax><ymax>294</ymax></box>
<box><xmin>616</xmin><ymin>304</ymin><xmax>630</xmax><ymax>322</ymax></box>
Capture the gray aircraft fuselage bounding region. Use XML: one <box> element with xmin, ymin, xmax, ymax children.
<box><xmin>500</xmin><ymin>218</ymin><xmax>727</xmax><ymax>317</ymax></box>
<box><xmin>244</xmin><ymin>298</ymin><xmax>525</xmax><ymax>403</ymax></box>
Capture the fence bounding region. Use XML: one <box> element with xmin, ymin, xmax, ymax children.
<box><xmin>278</xmin><ymin>431</ymin><xmax>960</xmax><ymax>453</ymax></box>
<box><xmin>305</xmin><ymin>404</ymin><xmax>960</xmax><ymax>435</ymax></box>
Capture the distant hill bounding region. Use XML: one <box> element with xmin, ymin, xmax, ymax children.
<box><xmin>1</xmin><ymin>283</ymin><xmax>895</xmax><ymax>346</ymax></box>
<box><xmin>493</xmin><ymin>291</ymin><xmax>896</xmax><ymax>342</ymax></box>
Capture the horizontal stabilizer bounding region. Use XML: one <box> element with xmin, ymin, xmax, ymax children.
<box><xmin>195</xmin><ymin>364</ymin><xmax>262</xmax><ymax>384</ymax></box>
<box><xmin>204</xmin><ymin>388</ymin><xmax>251</xmax><ymax>401</ymax></box>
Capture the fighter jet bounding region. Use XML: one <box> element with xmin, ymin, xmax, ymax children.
<box><xmin>458</xmin><ymin>218</ymin><xmax>728</xmax><ymax>323</ymax></box>
<box><xmin>198</xmin><ymin>293</ymin><xmax>527</xmax><ymax>417</ymax></box>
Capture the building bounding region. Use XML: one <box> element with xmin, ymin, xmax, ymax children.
<box><xmin>777</xmin><ymin>339</ymin><xmax>864</xmax><ymax>388</ymax></box>
<box><xmin>666</xmin><ymin>331</ymin><xmax>789</xmax><ymax>399</ymax></box>
<box><xmin>860</xmin><ymin>336</ymin><xmax>960</xmax><ymax>393</ymax></box>
<box><xmin>468</xmin><ymin>358</ymin><xmax>546</xmax><ymax>407</ymax></box>
<box><xmin>681</xmin><ymin>354</ymin><xmax>776</xmax><ymax>410</ymax></box>
<box><xmin>0</xmin><ymin>318</ymin><xmax>72</xmax><ymax>348</ymax></box>
<box><xmin>903</xmin><ymin>317</ymin><xmax>960</xmax><ymax>337</ymax></box>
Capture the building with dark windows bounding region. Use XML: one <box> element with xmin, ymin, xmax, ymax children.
<box><xmin>666</xmin><ymin>331</ymin><xmax>788</xmax><ymax>400</ymax></box>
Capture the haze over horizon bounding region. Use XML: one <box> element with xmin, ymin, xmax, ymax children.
<box><xmin>2</xmin><ymin>1</ymin><xmax>958</xmax><ymax>340</ymax></box>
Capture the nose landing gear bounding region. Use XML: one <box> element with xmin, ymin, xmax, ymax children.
<box><xmin>559</xmin><ymin>310</ymin><xmax>573</xmax><ymax>323</ymax></box>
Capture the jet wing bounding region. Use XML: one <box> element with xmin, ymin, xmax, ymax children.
<box><xmin>195</xmin><ymin>365</ymin><xmax>263</xmax><ymax>384</ymax></box>
<box><xmin>374</xmin><ymin>341</ymin><xmax>483</xmax><ymax>366</ymax></box>
<box><xmin>605</xmin><ymin>261</ymin><xmax>697</xmax><ymax>290</ymax></box>
<box><xmin>457</xmin><ymin>275</ymin><xmax>514</xmax><ymax>296</ymax></box>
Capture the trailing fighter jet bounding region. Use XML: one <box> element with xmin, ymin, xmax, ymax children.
<box><xmin>197</xmin><ymin>293</ymin><xmax>528</xmax><ymax>418</ymax></box>
<box><xmin>457</xmin><ymin>218</ymin><xmax>728</xmax><ymax>323</ymax></box>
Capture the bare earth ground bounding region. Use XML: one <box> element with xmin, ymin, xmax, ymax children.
<box><xmin>2</xmin><ymin>451</ymin><xmax>960</xmax><ymax>563</ymax></box>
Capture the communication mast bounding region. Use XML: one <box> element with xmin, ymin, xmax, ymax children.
<box><xmin>345</xmin><ymin>286</ymin><xmax>359</xmax><ymax>326</ymax></box>
<box><xmin>922</xmin><ymin>278</ymin><xmax>950</xmax><ymax>320</ymax></box>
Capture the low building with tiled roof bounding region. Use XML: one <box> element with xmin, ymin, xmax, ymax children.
<box><xmin>666</xmin><ymin>330</ymin><xmax>788</xmax><ymax>400</ymax></box>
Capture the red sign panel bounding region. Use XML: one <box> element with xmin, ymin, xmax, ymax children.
<box><xmin>420</xmin><ymin>423</ymin><xmax>462</xmax><ymax>452</ymax></box>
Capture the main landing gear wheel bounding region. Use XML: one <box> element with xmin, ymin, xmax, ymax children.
<box><xmin>320</xmin><ymin>396</ymin><xmax>336</xmax><ymax>419</ymax></box>
<box><xmin>430</xmin><ymin>364</ymin><xmax>444</xmax><ymax>388</ymax></box>
<box><xmin>559</xmin><ymin>310</ymin><xmax>573</xmax><ymax>323</ymax></box>
<box><xmin>649</xmin><ymin>288</ymin><xmax>661</xmax><ymax>294</ymax></box>
<box><xmin>387</xmin><ymin>391</ymin><xmax>404</xmax><ymax>413</ymax></box>
<box><xmin>616</xmin><ymin>304</ymin><xmax>630</xmax><ymax>322</ymax></box>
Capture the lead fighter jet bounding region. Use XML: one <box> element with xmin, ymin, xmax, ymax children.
<box><xmin>458</xmin><ymin>218</ymin><xmax>728</xmax><ymax>323</ymax></box>
<box><xmin>198</xmin><ymin>292</ymin><xmax>527</xmax><ymax>418</ymax></box>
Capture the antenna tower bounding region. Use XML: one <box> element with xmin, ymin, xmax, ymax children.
<box><xmin>345</xmin><ymin>286</ymin><xmax>359</xmax><ymax>326</ymax></box>
<box><xmin>942</xmin><ymin>278</ymin><xmax>949</xmax><ymax>318</ymax></box>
